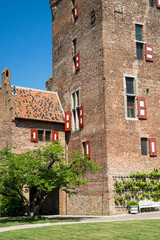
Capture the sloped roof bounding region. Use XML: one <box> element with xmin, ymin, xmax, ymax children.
<box><xmin>12</xmin><ymin>86</ymin><xmax>64</xmax><ymax>123</ymax></box>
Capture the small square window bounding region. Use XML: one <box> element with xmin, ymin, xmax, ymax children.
<box><xmin>38</xmin><ymin>130</ymin><xmax>44</xmax><ymax>141</ymax></box>
<box><xmin>45</xmin><ymin>131</ymin><xmax>51</xmax><ymax>141</ymax></box>
<box><xmin>141</xmin><ymin>138</ymin><xmax>148</xmax><ymax>155</ymax></box>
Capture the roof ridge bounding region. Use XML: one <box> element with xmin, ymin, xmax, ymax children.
<box><xmin>11</xmin><ymin>85</ymin><xmax>57</xmax><ymax>94</ymax></box>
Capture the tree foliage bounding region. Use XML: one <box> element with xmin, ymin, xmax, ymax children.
<box><xmin>0</xmin><ymin>142</ymin><xmax>101</xmax><ymax>217</ymax></box>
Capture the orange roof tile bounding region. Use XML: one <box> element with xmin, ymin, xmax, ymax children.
<box><xmin>12</xmin><ymin>86</ymin><xmax>64</xmax><ymax>123</ymax></box>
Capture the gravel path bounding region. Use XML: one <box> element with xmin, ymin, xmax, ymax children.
<box><xmin>0</xmin><ymin>211</ymin><xmax>160</xmax><ymax>232</ymax></box>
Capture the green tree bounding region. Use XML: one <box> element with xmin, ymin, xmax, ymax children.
<box><xmin>0</xmin><ymin>143</ymin><xmax>101</xmax><ymax>218</ymax></box>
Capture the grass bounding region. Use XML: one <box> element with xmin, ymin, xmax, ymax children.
<box><xmin>0</xmin><ymin>217</ymin><xmax>77</xmax><ymax>228</ymax></box>
<box><xmin>0</xmin><ymin>219</ymin><xmax>160</xmax><ymax>240</ymax></box>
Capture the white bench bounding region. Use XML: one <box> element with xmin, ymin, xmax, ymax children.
<box><xmin>139</xmin><ymin>199</ymin><xmax>160</xmax><ymax>212</ymax></box>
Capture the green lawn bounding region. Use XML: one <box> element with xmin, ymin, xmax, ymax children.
<box><xmin>0</xmin><ymin>217</ymin><xmax>77</xmax><ymax>228</ymax></box>
<box><xmin>0</xmin><ymin>219</ymin><xmax>160</xmax><ymax>240</ymax></box>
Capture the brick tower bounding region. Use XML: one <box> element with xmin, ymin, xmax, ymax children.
<box><xmin>48</xmin><ymin>0</ymin><xmax>160</xmax><ymax>215</ymax></box>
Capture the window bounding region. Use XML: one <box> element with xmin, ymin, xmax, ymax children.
<box><xmin>83</xmin><ymin>141</ymin><xmax>91</xmax><ymax>158</ymax></box>
<box><xmin>73</xmin><ymin>38</ymin><xmax>76</xmax><ymax>56</ymax></box>
<box><xmin>135</xmin><ymin>24</ymin><xmax>144</xmax><ymax>60</ymax></box>
<box><xmin>71</xmin><ymin>90</ymin><xmax>80</xmax><ymax>131</ymax></box>
<box><xmin>125</xmin><ymin>77</ymin><xmax>136</xmax><ymax>118</ymax></box>
<box><xmin>72</xmin><ymin>0</ymin><xmax>78</xmax><ymax>20</ymax></box>
<box><xmin>91</xmin><ymin>10</ymin><xmax>96</xmax><ymax>24</ymax></box>
<box><xmin>31</xmin><ymin>129</ymin><xmax>58</xmax><ymax>142</ymax></box>
<box><xmin>149</xmin><ymin>0</ymin><xmax>153</xmax><ymax>6</ymax></box>
<box><xmin>141</xmin><ymin>138</ymin><xmax>148</xmax><ymax>155</ymax></box>
<box><xmin>72</xmin><ymin>38</ymin><xmax>80</xmax><ymax>72</ymax></box>
<box><xmin>141</xmin><ymin>138</ymin><xmax>157</xmax><ymax>156</ymax></box>
<box><xmin>45</xmin><ymin>131</ymin><xmax>51</xmax><ymax>141</ymax></box>
<box><xmin>38</xmin><ymin>130</ymin><xmax>44</xmax><ymax>141</ymax></box>
<box><xmin>136</xmin><ymin>44</ymin><xmax>143</xmax><ymax>60</ymax></box>
<box><xmin>136</xmin><ymin>25</ymin><xmax>143</xmax><ymax>41</ymax></box>
<box><xmin>82</xmin><ymin>142</ymin><xmax>86</xmax><ymax>155</ymax></box>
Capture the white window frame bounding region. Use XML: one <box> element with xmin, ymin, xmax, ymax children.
<box><xmin>123</xmin><ymin>74</ymin><xmax>138</xmax><ymax>121</ymax></box>
<box><xmin>71</xmin><ymin>89</ymin><xmax>80</xmax><ymax>131</ymax></box>
<box><xmin>134</xmin><ymin>23</ymin><xmax>145</xmax><ymax>60</ymax></box>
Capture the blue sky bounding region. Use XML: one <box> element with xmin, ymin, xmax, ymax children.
<box><xmin>0</xmin><ymin>1</ymin><xmax>52</xmax><ymax>90</ymax></box>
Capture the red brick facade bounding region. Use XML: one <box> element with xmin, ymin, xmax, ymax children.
<box><xmin>48</xmin><ymin>0</ymin><xmax>160</xmax><ymax>215</ymax></box>
<box><xmin>0</xmin><ymin>67</ymin><xmax>66</xmax><ymax>214</ymax></box>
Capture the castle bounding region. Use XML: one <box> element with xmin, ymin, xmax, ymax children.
<box><xmin>0</xmin><ymin>0</ymin><xmax>160</xmax><ymax>215</ymax></box>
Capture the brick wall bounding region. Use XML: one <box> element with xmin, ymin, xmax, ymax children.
<box><xmin>0</xmin><ymin>68</ymin><xmax>66</xmax><ymax>215</ymax></box>
<box><xmin>48</xmin><ymin>0</ymin><xmax>109</xmax><ymax>215</ymax></box>
<box><xmin>102</xmin><ymin>0</ymin><xmax>160</xmax><ymax>214</ymax></box>
<box><xmin>49</xmin><ymin>0</ymin><xmax>160</xmax><ymax>215</ymax></box>
<box><xmin>0</xmin><ymin>68</ymin><xmax>14</xmax><ymax>149</ymax></box>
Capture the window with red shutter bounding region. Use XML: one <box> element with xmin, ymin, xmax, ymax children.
<box><xmin>52</xmin><ymin>131</ymin><xmax>58</xmax><ymax>142</ymax></box>
<box><xmin>149</xmin><ymin>138</ymin><xmax>157</xmax><ymax>157</ymax></box>
<box><xmin>79</xmin><ymin>105</ymin><xmax>84</xmax><ymax>127</ymax></box>
<box><xmin>75</xmin><ymin>52</ymin><xmax>80</xmax><ymax>71</ymax></box>
<box><xmin>71</xmin><ymin>90</ymin><xmax>80</xmax><ymax>131</ymax></box>
<box><xmin>125</xmin><ymin>77</ymin><xmax>136</xmax><ymax>118</ymax></box>
<box><xmin>73</xmin><ymin>4</ymin><xmax>78</xmax><ymax>19</ymax></box>
<box><xmin>145</xmin><ymin>44</ymin><xmax>153</xmax><ymax>62</ymax></box>
<box><xmin>31</xmin><ymin>129</ymin><xmax>38</xmax><ymax>142</ymax></box>
<box><xmin>141</xmin><ymin>138</ymin><xmax>148</xmax><ymax>155</ymax></box>
<box><xmin>65</xmin><ymin>111</ymin><xmax>71</xmax><ymax>131</ymax></box>
<box><xmin>157</xmin><ymin>0</ymin><xmax>160</xmax><ymax>8</ymax></box>
<box><xmin>135</xmin><ymin>24</ymin><xmax>144</xmax><ymax>60</ymax></box>
<box><xmin>137</xmin><ymin>97</ymin><xmax>147</xmax><ymax>119</ymax></box>
<box><xmin>85</xmin><ymin>141</ymin><xmax>91</xmax><ymax>158</ymax></box>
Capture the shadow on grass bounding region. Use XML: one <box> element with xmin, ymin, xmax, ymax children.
<box><xmin>0</xmin><ymin>216</ymin><xmax>97</xmax><ymax>227</ymax></box>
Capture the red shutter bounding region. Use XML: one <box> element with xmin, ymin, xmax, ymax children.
<box><xmin>157</xmin><ymin>0</ymin><xmax>160</xmax><ymax>8</ymax></box>
<box><xmin>137</xmin><ymin>97</ymin><xmax>147</xmax><ymax>119</ymax></box>
<box><xmin>75</xmin><ymin>52</ymin><xmax>80</xmax><ymax>71</ymax></box>
<box><xmin>145</xmin><ymin>44</ymin><xmax>153</xmax><ymax>62</ymax></box>
<box><xmin>73</xmin><ymin>4</ymin><xmax>78</xmax><ymax>19</ymax></box>
<box><xmin>65</xmin><ymin>111</ymin><xmax>71</xmax><ymax>131</ymax></box>
<box><xmin>52</xmin><ymin>131</ymin><xmax>58</xmax><ymax>142</ymax></box>
<box><xmin>149</xmin><ymin>138</ymin><xmax>157</xmax><ymax>156</ymax></box>
<box><xmin>79</xmin><ymin>106</ymin><xmax>84</xmax><ymax>127</ymax></box>
<box><xmin>85</xmin><ymin>141</ymin><xmax>91</xmax><ymax>158</ymax></box>
<box><xmin>31</xmin><ymin>129</ymin><xmax>38</xmax><ymax>142</ymax></box>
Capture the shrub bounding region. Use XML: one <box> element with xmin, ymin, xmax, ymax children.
<box><xmin>127</xmin><ymin>201</ymin><xmax>138</xmax><ymax>206</ymax></box>
<box><xmin>0</xmin><ymin>196</ymin><xmax>26</xmax><ymax>217</ymax></box>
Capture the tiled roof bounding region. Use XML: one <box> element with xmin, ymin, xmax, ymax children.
<box><xmin>12</xmin><ymin>86</ymin><xmax>64</xmax><ymax>123</ymax></box>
